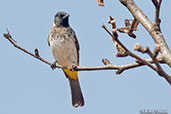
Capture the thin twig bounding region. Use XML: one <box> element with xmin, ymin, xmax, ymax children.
<box><xmin>146</xmin><ymin>47</ymin><xmax>171</xmax><ymax>84</ymax></box>
<box><xmin>154</xmin><ymin>0</ymin><xmax>162</xmax><ymax>26</ymax></box>
<box><xmin>146</xmin><ymin>47</ymin><xmax>169</xmax><ymax>77</ymax></box>
<box><xmin>75</xmin><ymin>57</ymin><xmax>164</xmax><ymax>73</ymax></box>
<box><xmin>152</xmin><ymin>0</ymin><xmax>158</xmax><ymax>7</ymax></box>
<box><xmin>3</xmin><ymin>29</ymin><xmax>52</xmax><ymax>66</ymax></box>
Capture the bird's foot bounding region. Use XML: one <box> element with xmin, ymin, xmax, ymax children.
<box><xmin>68</xmin><ymin>64</ymin><xmax>77</xmax><ymax>71</ymax></box>
<box><xmin>51</xmin><ymin>61</ymin><xmax>58</xmax><ymax>70</ymax></box>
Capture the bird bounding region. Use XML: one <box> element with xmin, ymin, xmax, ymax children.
<box><xmin>48</xmin><ymin>11</ymin><xmax>84</xmax><ymax>107</ymax></box>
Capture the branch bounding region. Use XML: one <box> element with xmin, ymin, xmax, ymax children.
<box><xmin>134</xmin><ymin>44</ymin><xmax>171</xmax><ymax>84</ymax></box>
<box><xmin>120</xmin><ymin>0</ymin><xmax>171</xmax><ymax>67</ymax></box>
<box><xmin>3</xmin><ymin>28</ymin><xmax>165</xmax><ymax>75</ymax></box>
<box><xmin>152</xmin><ymin>0</ymin><xmax>162</xmax><ymax>26</ymax></box>
<box><xmin>146</xmin><ymin>46</ymin><xmax>168</xmax><ymax>76</ymax></box>
<box><xmin>134</xmin><ymin>44</ymin><xmax>169</xmax><ymax>76</ymax></box>
<box><xmin>102</xmin><ymin>24</ymin><xmax>159</xmax><ymax>72</ymax></box>
<box><xmin>152</xmin><ymin>0</ymin><xmax>158</xmax><ymax>7</ymax></box>
<box><xmin>3</xmin><ymin>29</ymin><xmax>52</xmax><ymax>66</ymax></box>
<box><xmin>102</xmin><ymin>23</ymin><xmax>171</xmax><ymax>85</ymax></box>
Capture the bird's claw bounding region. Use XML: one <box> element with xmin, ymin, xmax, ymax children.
<box><xmin>51</xmin><ymin>61</ymin><xmax>57</xmax><ymax>70</ymax></box>
<box><xmin>69</xmin><ymin>64</ymin><xmax>77</xmax><ymax>71</ymax></box>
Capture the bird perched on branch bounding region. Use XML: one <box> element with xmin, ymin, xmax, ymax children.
<box><xmin>48</xmin><ymin>11</ymin><xmax>84</xmax><ymax>107</ymax></box>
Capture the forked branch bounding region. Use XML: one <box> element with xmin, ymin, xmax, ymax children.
<box><xmin>120</xmin><ymin>0</ymin><xmax>171</xmax><ymax>67</ymax></box>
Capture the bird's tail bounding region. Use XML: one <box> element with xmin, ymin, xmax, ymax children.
<box><xmin>63</xmin><ymin>69</ymin><xmax>84</xmax><ymax>107</ymax></box>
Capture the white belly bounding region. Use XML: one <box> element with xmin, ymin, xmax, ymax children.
<box><xmin>50</xmin><ymin>37</ymin><xmax>78</xmax><ymax>67</ymax></box>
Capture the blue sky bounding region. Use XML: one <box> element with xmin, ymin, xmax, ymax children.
<box><xmin>0</xmin><ymin>0</ymin><xmax>171</xmax><ymax>114</ymax></box>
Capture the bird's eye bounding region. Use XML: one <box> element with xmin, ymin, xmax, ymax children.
<box><xmin>60</xmin><ymin>14</ymin><xmax>64</xmax><ymax>18</ymax></box>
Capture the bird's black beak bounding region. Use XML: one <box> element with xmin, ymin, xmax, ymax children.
<box><xmin>63</xmin><ymin>14</ymin><xmax>70</xmax><ymax>19</ymax></box>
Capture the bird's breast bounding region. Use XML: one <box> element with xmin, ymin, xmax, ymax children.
<box><xmin>50</xmin><ymin>36</ymin><xmax>78</xmax><ymax>67</ymax></box>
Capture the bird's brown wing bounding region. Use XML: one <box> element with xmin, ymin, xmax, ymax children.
<box><xmin>66</xmin><ymin>27</ymin><xmax>80</xmax><ymax>64</ymax></box>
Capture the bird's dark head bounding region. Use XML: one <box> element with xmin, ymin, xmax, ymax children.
<box><xmin>54</xmin><ymin>11</ymin><xmax>70</xmax><ymax>27</ymax></box>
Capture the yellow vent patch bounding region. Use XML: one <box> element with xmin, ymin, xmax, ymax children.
<box><xmin>63</xmin><ymin>69</ymin><xmax>78</xmax><ymax>80</ymax></box>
